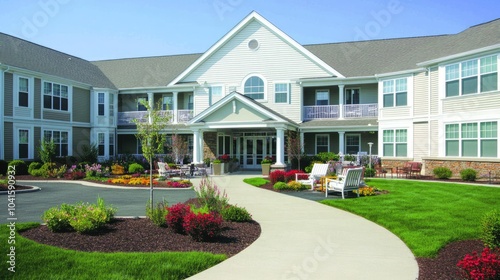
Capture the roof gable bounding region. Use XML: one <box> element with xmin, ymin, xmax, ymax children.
<box><xmin>170</xmin><ymin>11</ymin><xmax>343</xmax><ymax>86</ymax></box>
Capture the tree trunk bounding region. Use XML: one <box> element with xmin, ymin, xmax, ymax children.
<box><xmin>149</xmin><ymin>160</ymin><xmax>153</xmax><ymax>210</ymax></box>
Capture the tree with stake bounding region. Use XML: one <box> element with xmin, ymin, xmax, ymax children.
<box><xmin>287</xmin><ymin>130</ymin><xmax>305</xmax><ymax>170</ymax></box>
<box><xmin>132</xmin><ymin>99</ymin><xmax>170</xmax><ymax>210</ymax></box>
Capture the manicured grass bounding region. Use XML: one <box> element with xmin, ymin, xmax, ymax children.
<box><xmin>1</xmin><ymin>223</ymin><xmax>225</xmax><ymax>280</ymax></box>
<box><xmin>243</xmin><ymin>177</ymin><xmax>269</xmax><ymax>187</ymax></box>
<box><xmin>321</xmin><ymin>179</ymin><xmax>500</xmax><ymax>257</ymax></box>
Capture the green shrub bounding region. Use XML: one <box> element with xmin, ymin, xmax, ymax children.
<box><xmin>433</xmin><ymin>167</ymin><xmax>453</xmax><ymax>179</ymax></box>
<box><xmin>146</xmin><ymin>199</ymin><xmax>168</xmax><ymax>227</ymax></box>
<box><xmin>221</xmin><ymin>205</ymin><xmax>252</xmax><ymax>222</ymax></box>
<box><xmin>460</xmin><ymin>168</ymin><xmax>477</xmax><ymax>181</ymax></box>
<box><xmin>8</xmin><ymin>159</ymin><xmax>28</xmax><ymax>175</ymax></box>
<box><xmin>41</xmin><ymin>204</ymin><xmax>74</xmax><ymax>232</ymax></box>
<box><xmin>287</xmin><ymin>181</ymin><xmax>308</xmax><ymax>191</ymax></box>
<box><xmin>481</xmin><ymin>209</ymin><xmax>500</xmax><ymax>249</ymax></box>
<box><xmin>364</xmin><ymin>168</ymin><xmax>376</xmax><ymax>178</ymax></box>
<box><xmin>28</xmin><ymin>162</ymin><xmax>43</xmax><ymax>176</ymax></box>
<box><xmin>38</xmin><ymin>140</ymin><xmax>56</xmax><ymax>163</ymax></box>
<box><xmin>128</xmin><ymin>163</ymin><xmax>145</xmax><ymax>174</ymax></box>
<box><xmin>316</xmin><ymin>152</ymin><xmax>339</xmax><ymax>162</ymax></box>
<box><xmin>273</xmin><ymin>181</ymin><xmax>288</xmax><ymax>191</ymax></box>
<box><xmin>78</xmin><ymin>143</ymin><xmax>98</xmax><ymax>163</ymax></box>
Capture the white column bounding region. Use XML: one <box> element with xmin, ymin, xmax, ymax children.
<box><xmin>338</xmin><ymin>131</ymin><xmax>345</xmax><ymax>154</ymax></box>
<box><xmin>300</xmin><ymin>132</ymin><xmax>305</xmax><ymax>153</ymax></box>
<box><xmin>275</xmin><ymin>127</ymin><xmax>285</xmax><ymax>166</ymax></box>
<box><xmin>147</xmin><ymin>92</ymin><xmax>154</xmax><ymax>124</ymax></box>
<box><xmin>338</xmin><ymin>85</ymin><xmax>344</xmax><ymax>119</ymax></box>
<box><xmin>198</xmin><ymin>130</ymin><xmax>204</xmax><ymax>163</ymax></box>
<box><xmin>172</xmin><ymin>91</ymin><xmax>178</xmax><ymax>124</ymax></box>
<box><xmin>192</xmin><ymin>129</ymin><xmax>200</xmax><ymax>163</ymax></box>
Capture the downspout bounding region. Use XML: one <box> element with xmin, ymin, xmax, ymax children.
<box><xmin>427</xmin><ymin>67</ymin><xmax>431</xmax><ymax>175</ymax></box>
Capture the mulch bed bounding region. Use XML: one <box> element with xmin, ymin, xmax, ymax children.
<box><xmin>20</xmin><ymin>218</ymin><xmax>261</xmax><ymax>257</ymax></box>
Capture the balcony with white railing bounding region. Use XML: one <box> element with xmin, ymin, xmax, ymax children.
<box><xmin>303</xmin><ymin>103</ymin><xmax>378</xmax><ymax>120</ymax></box>
<box><xmin>117</xmin><ymin>110</ymin><xmax>193</xmax><ymax>125</ymax></box>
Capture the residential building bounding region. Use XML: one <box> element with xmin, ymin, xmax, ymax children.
<box><xmin>1</xmin><ymin>12</ymin><xmax>499</xmax><ymax>175</ymax></box>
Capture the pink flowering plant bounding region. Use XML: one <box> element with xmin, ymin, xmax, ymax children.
<box><xmin>194</xmin><ymin>178</ymin><xmax>228</xmax><ymax>213</ymax></box>
<box><xmin>85</xmin><ymin>163</ymin><xmax>104</xmax><ymax>178</ymax></box>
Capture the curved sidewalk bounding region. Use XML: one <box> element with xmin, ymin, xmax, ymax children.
<box><xmin>188</xmin><ymin>172</ymin><xmax>418</xmax><ymax>280</ymax></box>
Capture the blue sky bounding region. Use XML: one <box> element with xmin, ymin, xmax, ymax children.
<box><xmin>1</xmin><ymin>0</ymin><xmax>499</xmax><ymax>61</ymax></box>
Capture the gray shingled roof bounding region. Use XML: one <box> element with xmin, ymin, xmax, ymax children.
<box><xmin>0</xmin><ymin>33</ymin><xmax>115</xmax><ymax>88</ymax></box>
<box><xmin>304</xmin><ymin>18</ymin><xmax>500</xmax><ymax>77</ymax></box>
<box><xmin>92</xmin><ymin>54</ymin><xmax>201</xmax><ymax>89</ymax></box>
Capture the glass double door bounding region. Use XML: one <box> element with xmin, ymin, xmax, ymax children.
<box><xmin>243</xmin><ymin>137</ymin><xmax>267</xmax><ymax>169</ymax></box>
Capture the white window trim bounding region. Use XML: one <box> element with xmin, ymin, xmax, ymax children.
<box><xmin>14</xmin><ymin>124</ymin><xmax>34</xmax><ymax>159</ymax></box>
<box><xmin>42</xmin><ymin>128</ymin><xmax>72</xmax><ymax>157</ymax></box>
<box><xmin>315</xmin><ymin>89</ymin><xmax>330</xmax><ymax>105</ymax></box>
<box><xmin>382</xmin><ymin>128</ymin><xmax>409</xmax><ymax>158</ymax></box>
<box><xmin>315</xmin><ymin>134</ymin><xmax>330</xmax><ymax>154</ymax></box>
<box><xmin>13</xmin><ymin>75</ymin><xmax>34</xmax><ymax>118</ymax></box>
<box><xmin>241</xmin><ymin>74</ymin><xmax>267</xmax><ymax>102</ymax></box>
<box><xmin>439</xmin><ymin>53</ymin><xmax>499</xmax><ymax>99</ymax></box>
<box><xmin>345</xmin><ymin>133</ymin><xmax>361</xmax><ymax>154</ymax></box>
<box><xmin>94</xmin><ymin>129</ymin><xmax>114</xmax><ymax>160</ymax></box>
<box><xmin>379</xmin><ymin>77</ymin><xmax>412</xmax><ymax>108</ymax></box>
<box><xmin>42</xmin><ymin>80</ymin><xmax>72</xmax><ymax>113</ymax></box>
<box><xmin>274</xmin><ymin>81</ymin><xmax>291</xmax><ymax>104</ymax></box>
<box><xmin>443</xmin><ymin>120</ymin><xmax>499</xmax><ymax>158</ymax></box>
<box><xmin>344</xmin><ymin>88</ymin><xmax>360</xmax><ymax>105</ymax></box>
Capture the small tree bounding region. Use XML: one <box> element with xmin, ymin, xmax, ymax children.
<box><xmin>38</xmin><ymin>139</ymin><xmax>56</xmax><ymax>163</ymax></box>
<box><xmin>132</xmin><ymin>99</ymin><xmax>171</xmax><ymax>210</ymax></box>
<box><xmin>171</xmin><ymin>133</ymin><xmax>188</xmax><ymax>164</ymax></box>
<box><xmin>287</xmin><ymin>131</ymin><xmax>305</xmax><ymax>170</ymax></box>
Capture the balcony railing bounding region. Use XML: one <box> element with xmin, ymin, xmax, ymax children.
<box><xmin>118</xmin><ymin>110</ymin><xmax>193</xmax><ymax>125</ymax></box>
<box><xmin>303</xmin><ymin>103</ymin><xmax>378</xmax><ymax>120</ymax></box>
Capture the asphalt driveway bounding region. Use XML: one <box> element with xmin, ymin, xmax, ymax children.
<box><xmin>0</xmin><ymin>181</ymin><xmax>197</xmax><ymax>223</ymax></box>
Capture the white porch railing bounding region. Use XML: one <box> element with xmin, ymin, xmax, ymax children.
<box><xmin>118</xmin><ymin>110</ymin><xmax>193</xmax><ymax>125</ymax></box>
<box><xmin>303</xmin><ymin>105</ymin><xmax>340</xmax><ymax>120</ymax></box>
<box><xmin>303</xmin><ymin>103</ymin><xmax>378</xmax><ymax>120</ymax></box>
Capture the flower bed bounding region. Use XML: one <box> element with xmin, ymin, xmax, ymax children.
<box><xmin>106</xmin><ymin>175</ymin><xmax>192</xmax><ymax>188</ymax></box>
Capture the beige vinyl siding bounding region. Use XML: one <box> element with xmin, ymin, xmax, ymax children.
<box><xmin>429</xmin><ymin>67</ymin><xmax>439</xmax><ymax>115</ymax></box>
<box><xmin>43</xmin><ymin>110</ymin><xmax>70</xmax><ymax>122</ymax></box>
<box><xmin>429</xmin><ymin>120</ymin><xmax>439</xmax><ymax>156</ymax></box>
<box><xmin>4</xmin><ymin>122</ymin><xmax>13</xmax><ymax>160</ymax></box>
<box><xmin>34</xmin><ymin>78</ymin><xmax>41</xmax><ymax>119</ymax></box>
<box><xmin>72</xmin><ymin>127</ymin><xmax>90</xmax><ymax>156</ymax></box>
<box><xmin>4</xmin><ymin>73</ymin><xmax>13</xmax><ymax>117</ymax></box>
<box><xmin>442</xmin><ymin>91</ymin><xmax>500</xmax><ymax>113</ymax></box>
<box><xmin>73</xmin><ymin>87</ymin><xmax>91</xmax><ymax>123</ymax></box>
<box><xmin>184</xmin><ymin>20</ymin><xmax>332</xmax><ymax>123</ymax></box>
<box><xmin>380</xmin><ymin>107</ymin><xmax>411</xmax><ymax>119</ymax></box>
<box><xmin>413</xmin><ymin>122</ymin><xmax>428</xmax><ymax>161</ymax></box>
<box><xmin>413</xmin><ymin>72</ymin><xmax>428</xmax><ymax>116</ymax></box>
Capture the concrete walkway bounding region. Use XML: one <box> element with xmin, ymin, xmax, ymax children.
<box><xmin>188</xmin><ymin>172</ymin><xmax>419</xmax><ymax>280</ymax></box>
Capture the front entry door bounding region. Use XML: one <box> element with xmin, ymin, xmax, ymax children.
<box><xmin>244</xmin><ymin>137</ymin><xmax>265</xmax><ymax>169</ymax></box>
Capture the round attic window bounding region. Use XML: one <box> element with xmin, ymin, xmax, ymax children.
<box><xmin>248</xmin><ymin>39</ymin><xmax>259</xmax><ymax>50</ymax></box>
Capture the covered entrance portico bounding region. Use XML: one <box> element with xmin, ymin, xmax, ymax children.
<box><xmin>188</xmin><ymin>92</ymin><xmax>297</xmax><ymax>169</ymax></box>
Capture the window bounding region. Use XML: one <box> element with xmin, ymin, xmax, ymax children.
<box><xmin>316</xmin><ymin>134</ymin><xmax>329</xmax><ymax>154</ymax></box>
<box><xmin>137</xmin><ymin>97</ymin><xmax>147</xmax><ymax>111</ymax></box>
<box><xmin>109</xmin><ymin>94</ymin><xmax>114</xmax><ymax>118</ymax></box>
<box><xmin>316</xmin><ymin>90</ymin><xmax>329</xmax><ymax>105</ymax></box>
<box><xmin>209</xmin><ymin>86</ymin><xmax>223</xmax><ymax>106</ymax></box>
<box><xmin>445</xmin><ymin>55</ymin><xmax>498</xmax><ymax>97</ymax></box>
<box><xmin>98</xmin><ymin>92</ymin><xmax>105</xmax><ymax>116</ymax></box>
<box><xmin>345</xmin><ymin>89</ymin><xmax>360</xmax><ymax>105</ymax></box>
<box><xmin>44</xmin><ymin>130</ymin><xmax>68</xmax><ymax>157</ymax></box>
<box><xmin>44</xmin><ymin>82</ymin><xmax>68</xmax><ymax>111</ymax></box>
<box><xmin>383</xmin><ymin>78</ymin><xmax>407</xmax><ymax>107</ymax></box>
<box><xmin>383</xmin><ymin>129</ymin><xmax>407</xmax><ymax>157</ymax></box>
<box><xmin>244</xmin><ymin>76</ymin><xmax>265</xmax><ymax>100</ymax></box>
<box><xmin>445</xmin><ymin>121</ymin><xmax>497</xmax><ymax>157</ymax></box>
<box><xmin>98</xmin><ymin>133</ymin><xmax>105</xmax><ymax>156</ymax></box>
<box><xmin>345</xmin><ymin>134</ymin><xmax>360</xmax><ymax>154</ymax></box>
<box><xmin>162</xmin><ymin>96</ymin><xmax>172</xmax><ymax>110</ymax></box>
<box><xmin>109</xmin><ymin>134</ymin><xmax>115</xmax><ymax>157</ymax></box>
<box><xmin>275</xmin><ymin>83</ymin><xmax>289</xmax><ymax>103</ymax></box>
<box><xmin>18</xmin><ymin>77</ymin><xmax>29</xmax><ymax>107</ymax></box>
<box><xmin>188</xmin><ymin>94</ymin><xmax>193</xmax><ymax>110</ymax></box>
<box><xmin>19</xmin><ymin>130</ymin><xmax>29</xmax><ymax>159</ymax></box>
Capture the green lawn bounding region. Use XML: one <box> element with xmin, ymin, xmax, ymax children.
<box><xmin>321</xmin><ymin>179</ymin><xmax>500</xmax><ymax>257</ymax></box>
<box><xmin>1</xmin><ymin>223</ymin><xmax>225</xmax><ymax>280</ymax></box>
<box><xmin>243</xmin><ymin>177</ymin><xmax>269</xmax><ymax>187</ymax></box>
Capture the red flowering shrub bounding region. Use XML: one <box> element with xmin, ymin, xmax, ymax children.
<box><xmin>285</xmin><ymin>169</ymin><xmax>307</xmax><ymax>182</ymax></box>
<box><xmin>63</xmin><ymin>171</ymin><xmax>85</xmax><ymax>180</ymax></box>
<box><xmin>183</xmin><ymin>212</ymin><xmax>223</xmax><ymax>242</ymax></box>
<box><xmin>166</xmin><ymin>203</ymin><xmax>191</xmax><ymax>234</ymax></box>
<box><xmin>457</xmin><ymin>247</ymin><xmax>500</xmax><ymax>280</ymax></box>
<box><xmin>269</xmin><ymin>170</ymin><xmax>286</xmax><ymax>185</ymax></box>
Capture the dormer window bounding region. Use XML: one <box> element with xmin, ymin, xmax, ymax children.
<box><xmin>244</xmin><ymin>75</ymin><xmax>265</xmax><ymax>100</ymax></box>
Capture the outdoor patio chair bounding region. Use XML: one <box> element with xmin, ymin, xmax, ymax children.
<box><xmin>157</xmin><ymin>162</ymin><xmax>182</xmax><ymax>177</ymax></box>
<box><xmin>295</xmin><ymin>163</ymin><xmax>329</xmax><ymax>190</ymax></box>
<box><xmin>325</xmin><ymin>167</ymin><xmax>364</xmax><ymax>199</ymax></box>
<box><xmin>409</xmin><ymin>162</ymin><xmax>422</xmax><ymax>178</ymax></box>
